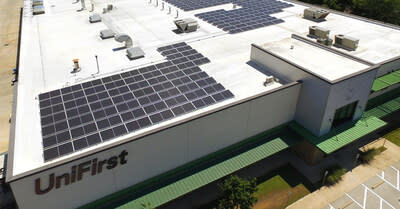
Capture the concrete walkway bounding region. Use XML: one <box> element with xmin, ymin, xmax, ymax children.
<box><xmin>287</xmin><ymin>138</ymin><xmax>400</xmax><ymax>209</ymax></box>
<box><xmin>0</xmin><ymin>0</ymin><xmax>21</xmax><ymax>152</ymax></box>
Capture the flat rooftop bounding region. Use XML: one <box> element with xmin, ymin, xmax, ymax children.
<box><xmin>259</xmin><ymin>37</ymin><xmax>371</xmax><ymax>82</ymax></box>
<box><xmin>9</xmin><ymin>0</ymin><xmax>400</xmax><ymax>179</ymax></box>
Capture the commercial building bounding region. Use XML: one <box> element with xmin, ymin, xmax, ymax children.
<box><xmin>3</xmin><ymin>0</ymin><xmax>400</xmax><ymax>208</ymax></box>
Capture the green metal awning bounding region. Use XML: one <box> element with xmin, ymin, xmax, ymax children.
<box><xmin>79</xmin><ymin>125</ymin><xmax>300</xmax><ymax>209</ymax></box>
<box><xmin>365</xmin><ymin>87</ymin><xmax>400</xmax><ymax>119</ymax></box>
<box><xmin>371</xmin><ymin>69</ymin><xmax>400</xmax><ymax>92</ymax></box>
<box><xmin>289</xmin><ymin>116</ymin><xmax>387</xmax><ymax>154</ymax></box>
<box><xmin>116</xmin><ymin>137</ymin><xmax>290</xmax><ymax>209</ymax></box>
<box><xmin>371</xmin><ymin>79</ymin><xmax>390</xmax><ymax>92</ymax></box>
<box><xmin>379</xmin><ymin>73</ymin><xmax>400</xmax><ymax>85</ymax></box>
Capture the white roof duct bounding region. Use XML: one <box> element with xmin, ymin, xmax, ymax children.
<box><xmin>114</xmin><ymin>34</ymin><xmax>133</xmax><ymax>48</ymax></box>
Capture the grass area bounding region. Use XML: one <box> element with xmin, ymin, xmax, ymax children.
<box><xmin>253</xmin><ymin>175</ymin><xmax>310</xmax><ymax>209</ymax></box>
<box><xmin>384</xmin><ymin>128</ymin><xmax>400</xmax><ymax>146</ymax></box>
<box><xmin>254</xmin><ymin>175</ymin><xmax>290</xmax><ymax>199</ymax></box>
<box><xmin>197</xmin><ymin>165</ymin><xmax>312</xmax><ymax>209</ymax></box>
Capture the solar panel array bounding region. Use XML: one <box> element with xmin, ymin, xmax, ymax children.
<box><xmin>163</xmin><ymin>0</ymin><xmax>232</xmax><ymax>11</ymax></box>
<box><xmin>195</xmin><ymin>0</ymin><xmax>292</xmax><ymax>34</ymax></box>
<box><xmin>38</xmin><ymin>42</ymin><xmax>234</xmax><ymax>161</ymax></box>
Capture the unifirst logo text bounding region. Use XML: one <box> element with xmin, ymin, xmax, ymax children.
<box><xmin>35</xmin><ymin>150</ymin><xmax>128</xmax><ymax>195</ymax></box>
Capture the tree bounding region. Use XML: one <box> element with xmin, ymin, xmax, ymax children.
<box><xmin>352</xmin><ymin>0</ymin><xmax>400</xmax><ymax>24</ymax></box>
<box><xmin>217</xmin><ymin>175</ymin><xmax>258</xmax><ymax>209</ymax></box>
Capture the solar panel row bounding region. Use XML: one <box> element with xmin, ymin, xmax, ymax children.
<box><xmin>163</xmin><ymin>0</ymin><xmax>232</xmax><ymax>11</ymax></box>
<box><xmin>194</xmin><ymin>0</ymin><xmax>292</xmax><ymax>34</ymax></box>
<box><xmin>39</xmin><ymin>42</ymin><xmax>234</xmax><ymax>161</ymax></box>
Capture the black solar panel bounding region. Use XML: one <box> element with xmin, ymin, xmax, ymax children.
<box><xmin>163</xmin><ymin>0</ymin><xmax>232</xmax><ymax>11</ymax></box>
<box><xmin>39</xmin><ymin>42</ymin><xmax>234</xmax><ymax>161</ymax></box>
<box><xmin>164</xmin><ymin>0</ymin><xmax>292</xmax><ymax>34</ymax></box>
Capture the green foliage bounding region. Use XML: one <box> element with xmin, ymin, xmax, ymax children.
<box><xmin>217</xmin><ymin>175</ymin><xmax>258</xmax><ymax>209</ymax></box>
<box><xmin>359</xmin><ymin>146</ymin><xmax>387</xmax><ymax>163</ymax></box>
<box><xmin>352</xmin><ymin>0</ymin><xmax>400</xmax><ymax>24</ymax></box>
<box><xmin>324</xmin><ymin>0</ymin><xmax>344</xmax><ymax>10</ymax></box>
<box><xmin>297</xmin><ymin>0</ymin><xmax>400</xmax><ymax>25</ymax></box>
<box><xmin>254</xmin><ymin>175</ymin><xmax>290</xmax><ymax>198</ymax></box>
<box><xmin>302</xmin><ymin>0</ymin><xmax>325</xmax><ymax>5</ymax></box>
<box><xmin>325</xmin><ymin>165</ymin><xmax>347</xmax><ymax>185</ymax></box>
<box><xmin>384</xmin><ymin>128</ymin><xmax>400</xmax><ymax>146</ymax></box>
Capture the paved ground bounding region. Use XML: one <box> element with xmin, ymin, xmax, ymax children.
<box><xmin>322</xmin><ymin>161</ymin><xmax>400</xmax><ymax>209</ymax></box>
<box><xmin>287</xmin><ymin>138</ymin><xmax>400</xmax><ymax>209</ymax></box>
<box><xmin>0</xmin><ymin>0</ymin><xmax>21</xmax><ymax>153</ymax></box>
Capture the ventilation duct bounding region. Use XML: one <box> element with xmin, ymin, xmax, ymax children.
<box><xmin>114</xmin><ymin>34</ymin><xmax>133</xmax><ymax>48</ymax></box>
<box><xmin>81</xmin><ymin>0</ymin><xmax>86</xmax><ymax>10</ymax></box>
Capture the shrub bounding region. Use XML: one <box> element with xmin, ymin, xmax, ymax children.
<box><xmin>325</xmin><ymin>165</ymin><xmax>347</xmax><ymax>185</ymax></box>
<box><xmin>359</xmin><ymin>146</ymin><xmax>387</xmax><ymax>163</ymax></box>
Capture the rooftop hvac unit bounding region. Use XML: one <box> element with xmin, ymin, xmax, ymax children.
<box><xmin>127</xmin><ymin>47</ymin><xmax>145</xmax><ymax>60</ymax></box>
<box><xmin>174</xmin><ymin>18</ymin><xmax>198</xmax><ymax>33</ymax></box>
<box><xmin>100</xmin><ymin>29</ymin><xmax>115</xmax><ymax>39</ymax></box>
<box><xmin>32</xmin><ymin>0</ymin><xmax>43</xmax><ymax>6</ymax></box>
<box><xmin>304</xmin><ymin>8</ymin><xmax>329</xmax><ymax>21</ymax></box>
<box><xmin>33</xmin><ymin>5</ymin><xmax>45</xmax><ymax>15</ymax></box>
<box><xmin>89</xmin><ymin>14</ymin><xmax>101</xmax><ymax>23</ymax></box>
<box><xmin>334</xmin><ymin>34</ymin><xmax>359</xmax><ymax>50</ymax></box>
<box><xmin>309</xmin><ymin>26</ymin><xmax>330</xmax><ymax>39</ymax></box>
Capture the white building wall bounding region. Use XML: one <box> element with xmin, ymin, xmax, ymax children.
<box><xmin>376</xmin><ymin>57</ymin><xmax>400</xmax><ymax>77</ymax></box>
<box><xmin>250</xmin><ymin>45</ymin><xmax>309</xmax><ymax>82</ymax></box>
<box><xmin>250</xmin><ymin>44</ymin><xmax>378</xmax><ymax>136</ymax></box>
<box><xmin>294</xmin><ymin>77</ymin><xmax>331</xmax><ymax>136</ymax></box>
<box><xmin>319</xmin><ymin>69</ymin><xmax>377</xmax><ymax>135</ymax></box>
<box><xmin>251</xmin><ymin>44</ymin><xmax>331</xmax><ymax>136</ymax></box>
<box><xmin>10</xmin><ymin>83</ymin><xmax>301</xmax><ymax>209</ymax></box>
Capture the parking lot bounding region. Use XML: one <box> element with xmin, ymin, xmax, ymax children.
<box><xmin>324</xmin><ymin>162</ymin><xmax>400</xmax><ymax>209</ymax></box>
